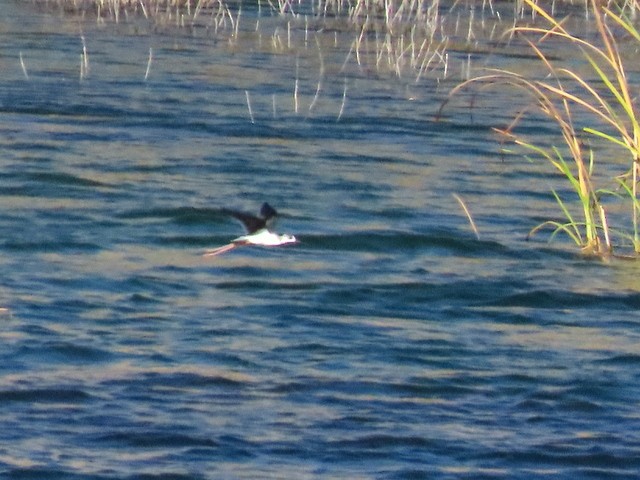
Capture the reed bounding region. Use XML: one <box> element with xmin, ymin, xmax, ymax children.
<box><xmin>80</xmin><ymin>34</ymin><xmax>89</xmax><ymax>80</ymax></box>
<box><xmin>337</xmin><ymin>77</ymin><xmax>347</xmax><ymax>121</ymax></box>
<box><xmin>445</xmin><ymin>0</ymin><xmax>640</xmax><ymax>256</ymax></box>
<box><xmin>19</xmin><ymin>52</ymin><xmax>29</xmax><ymax>80</ymax></box>
<box><xmin>144</xmin><ymin>47</ymin><xmax>153</xmax><ymax>80</ymax></box>
<box><xmin>245</xmin><ymin>90</ymin><xmax>255</xmax><ymax>123</ymax></box>
<box><xmin>453</xmin><ymin>193</ymin><xmax>480</xmax><ymax>239</ymax></box>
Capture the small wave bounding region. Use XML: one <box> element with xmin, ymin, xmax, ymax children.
<box><xmin>330</xmin><ymin>434</ymin><xmax>435</xmax><ymax>451</ymax></box>
<box><xmin>24</xmin><ymin>171</ymin><xmax>109</xmax><ymax>188</ymax></box>
<box><xmin>16</xmin><ymin>341</ymin><xmax>112</xmax><ymax>364</ymax></box>
<box><xmin>215</xmin><ymin>279</ymin><xmax>317</xmax><ymax>291</ymax></box>
<box><xmin>492</xmin><ymin>289</ymin><xmax>640</xmax><ymax>310</ymax></box>
<box><xmin>300</xmin><ymin>230</ymin><xmax>511</xmax><ymax>256</ymax></box>
<box><xmin>117</xmin><ymin>206</ymin><xmax>223</xmax><ymax>225</ymax></box>
<box><xmin>3</xmin><ymin>239</ymin><xmax>101</xmax><ymax>253</ymax></box>
<box><xmin>598</xmin><ymin>354</ymin><xmax>640</xmax><ymax>366</ymax></box>
<box><xmin>140</xmin><ymin>371</ymin><xmax>248</xmax><ymax>389</ymax></box>
<box><xmin>0</xmin><ymin>388</ymin><xmax>91</xmax><ymax>403</ymax></box>
<box><xmin>3</xmin><ymin>467</ymin><xmax>112</xmax><ymax>480</ymax></box>
<box><xmin>98</xmin><ymin>431</ymin><xmax>218</xmax><ymax>449</ymax></box>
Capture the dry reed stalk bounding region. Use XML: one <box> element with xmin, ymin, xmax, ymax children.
<box><xmin>19</xmin><ymin>52</ymin><xmax>29</xmax><ymax>80</ymax></box>
<box><xmin>245</xmin><ymin>90</ymin><xmax>255</xmax><ymax>123</ymax></box>
<box><xmin>144</xmin><ymin>47</ymin><xmax>153</xmax><ymax>80</ymax></box>
<box><xmin>453</xmin><ymin>193</ymin><xmax>480</xmax><ymax>239</ymax></box>
<box><xmin>293</xmin><ymin>57</ymin><xmax>299</xmax><ymax>114</ymax></box>
<box><xmin>307</xmin><ymin>37</ymin><xmax>325</xmax><ymax>114</ymax></box>
<box><xmin>337</xmin><ymin>77</ymin><xmax>347</xmax><ymax>121</ymax></box>
<box><xmin>80</xmin><ymin>35</ymin><xmax>89</xmax><ymax>80</ymax></box>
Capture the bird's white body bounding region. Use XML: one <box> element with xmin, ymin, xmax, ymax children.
<box><xmin>234</xmin><ymin>229</ymin><xmax>297</xmax><ymax>246</ymax></box>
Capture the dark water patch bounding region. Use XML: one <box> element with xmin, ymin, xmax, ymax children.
<box><xmin>191</xmin><ymin>433</ymin><xmax>257</xmax><ymax>459</ymax></box>
<box><xmin>391</xmin><ymin>345</ymin><xmax>470</xmax><ymax>368</ymax></box>
<box><xmin>565</xmin><ymin>378</ymin><xmax>636</xmax><ymax>406</ymax></box>
<box><xmin>395</xmin><ymin>379</ymin><xmax>484</xmax><ymax>399</ymax></box>
<box><xmin>0</xmin><ymin>388</ymin><xmax>92</xmax><ymax>403</ymax></box>
<box><xmin>98</xmin><ymin>430</ymin><xmax>218</xmax><ymax>449</ymax></box>
<box><xmin>214</xmin><ymin>279</ymin><xmax>318</xmax><ymax>292</ymax></box>
<box><xmin>3</xmin><ymin>239</ymin><xmax>101</xmax><ymax>253</ymax></box>
<box><xmin>127</xmin><ymin>274</ymin><xmax>193</xmax><ymax>294</ymax></box>
<box><xmin>272</xmin><ymin>341</ymin><xmax>351</xmax><ymax>356</ymax></box>
<box><xmin>126</xmin><ymin>475</ymin><xmax>207</xmax><ymax>480</ymax></box>
<box><xmin>598</xmin><ymin>354</ymin><xmax>640</xmax><ymax>366</ymax></box>
<box><xmin>484</xmin><ymin>447</ymin><xmax>640</xmax><ymax>473</ymax></box>
<box><xmin>494</xmin><ymin>49</ymin><xmax>564</xmax><ymax>62</ymax></box>
<box><xmin>1</xmin><ymin>140</ymin><xmax>63</xmax><ymax>153</ymax></box>
<box><xmin>6</xmin><ymin>172</ymin><xmax>112</xmax><ymax>199</ymax></box>
<box><xmin>126</xmin><ymin>474</ymin><xmax>208</xmax><ymax>480</ymax></box>
<box><xmin>140</xmin><ymin>371</ymin><xmax>249</xmax><ymax>389</ymax></box>
<box><xmin>191</xmin><ymin>350</ymin><xmax>263</xmax><ymax>372</ymax></box>
<box><xmin>491</xmin><ymin>289</ymin><xmax>640</xmax><ymax>310</ymax></box>
<box><xmin>129</xmin><ymin>292</ymin><xmax>162</xmax><ymax>304</ymax></box>
<box><xmin>312</xmin><ymin>278</ymin><xmax>535</xmax><ymax>317</ymax></box>
<box><xmin>269</xmin><ymin>377</ymin><xmax>480</xmax><ymax>402</ymax></box>
<box><xmin>329</xmin><ymin>434</ymin><xmax>436</xmax><ymax>453</ymax></box>
<box><xmin>48</xmin><ymin>130</ymin><xmax>126</xmax><ymax>144</ymax></box>
<box><xmin>560</xmin><ymin>397</ymin><xmax>603</xmax><ymax>413</ymax></box>
<box><xmin>19</xmin><ymin>323</ymin><xmax>59</xmax><ymax>337</ymax></box>
<box><xmin>516</xmin><ymin>391</ymin><xmax>607</xmax><ymax>418</ymax></box>
<box><xmin>178</xmin><ymin>115</ymin><xmax>441</xmax><ymax>142</ymax></box>
<box><xmin>0</xmin><ymin>95</ymin><xmax>141</xmax><ymax>123</ymax></box>
<box><xmin>6</xmin><ymin>468</ymin><xmax>113</xmax><ymax>480</ymax></box>
<box><xmin>301</xmin><ymin>230</ymin><xmax>511</xmax><ymax>256</ymax></box>
<box><xmin>16</xmin><ymin>341</ymin><xmax>112</xmax><ymax>364</ymax></box>
<box><xmin>158</xmin><ymin>234</ymin><xmax>224</xmax><ymax>248</ymax></box>
<box><xmin>6</xmin><ymin>465</ymin><xmax>206</xmax><ymax>480</ymax></box>
<box><xmin>116</xmin><ymin>206</ymin><xmax>223</xmax><ymax>223</ymax></box>
<box><xmin>333</xmin><ymin>114</ymin><xmax>436</xmax><ymax>137</ymax></box>
<box><xmin>48</xmin><ymin>341</ymin><xmax>112</xmax><ymax>362</ymax></box>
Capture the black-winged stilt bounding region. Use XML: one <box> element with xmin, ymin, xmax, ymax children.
<box><xmin>203</xmin><ymin>202</ymin><xmax>297</xmax><ymax>257</ymax></box>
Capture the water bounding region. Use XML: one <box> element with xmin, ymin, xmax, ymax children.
<box><xmin>2</xmin><ymin>1</ymin><xmax>640</xmax><ymax>478</ymax></box>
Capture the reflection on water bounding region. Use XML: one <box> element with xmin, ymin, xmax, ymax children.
<box><xmin>1</xmin><ymin>1</ymin><xmax>640</xmax><ymax>478</ymax></box>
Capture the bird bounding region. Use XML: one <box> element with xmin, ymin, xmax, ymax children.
<box><xmin>203</xmin><ymin>202</ymin><xmax>297</xmax><ymax>257</ymax></box>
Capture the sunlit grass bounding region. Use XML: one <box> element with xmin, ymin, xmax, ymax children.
<box><xmin>445</xmin><ymin>0</ymin><xmax>640</xmax><ymax>257</ymax></box>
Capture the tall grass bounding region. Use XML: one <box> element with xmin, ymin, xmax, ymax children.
<box><xmin>29</xmin><ymin>0</ymin><xmax>511</xmax><ymax>81</ymax></box>
<box><xmin>445</xmin><ymin>0</ymin><xmax>640</xmax><ymax>256</ymax></box>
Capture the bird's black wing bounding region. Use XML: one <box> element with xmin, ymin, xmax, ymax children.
<box><xmin>224</xmin><ymin>209</ymin><xmax>266</xmax><ymax>234</ymax></box>
<box><xmin>259</xmin><ymin>202</ymin><xmax>279</xmax><ymax>228</ymax></box>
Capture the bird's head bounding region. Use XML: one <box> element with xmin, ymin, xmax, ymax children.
<box><xmin>280</xmin><ymin>234</ymin><xmax>297</xmax><ymax>244</ymax></box>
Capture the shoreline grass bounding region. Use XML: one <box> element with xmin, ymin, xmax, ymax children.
<box><xmin>444</xmin><ymin>0</ymin><xmax>640</xmax><ymax>257</ymax></box>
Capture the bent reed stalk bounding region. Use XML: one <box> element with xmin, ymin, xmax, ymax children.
<box><xmin>445</xmin><ymin>0</ymin><xmax>640</xmax><ymax>257</ymax></box>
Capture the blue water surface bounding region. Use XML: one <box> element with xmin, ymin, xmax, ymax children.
<box><xmin>1</xmin><ymin>1</ymin><xmax>640</xmax><ymax>478</ymax></box>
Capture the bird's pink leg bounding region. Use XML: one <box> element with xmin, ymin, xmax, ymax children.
<box><xmin>203</xmin><ymin>243</ymin><xmax>237</xmax><ymax>257</ymax></box>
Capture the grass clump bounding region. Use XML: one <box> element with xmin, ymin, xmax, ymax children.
<box><xmin>446</xmin><ymin>0</ymin><xmax>640</xmax><ymax>257</ymax></box>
